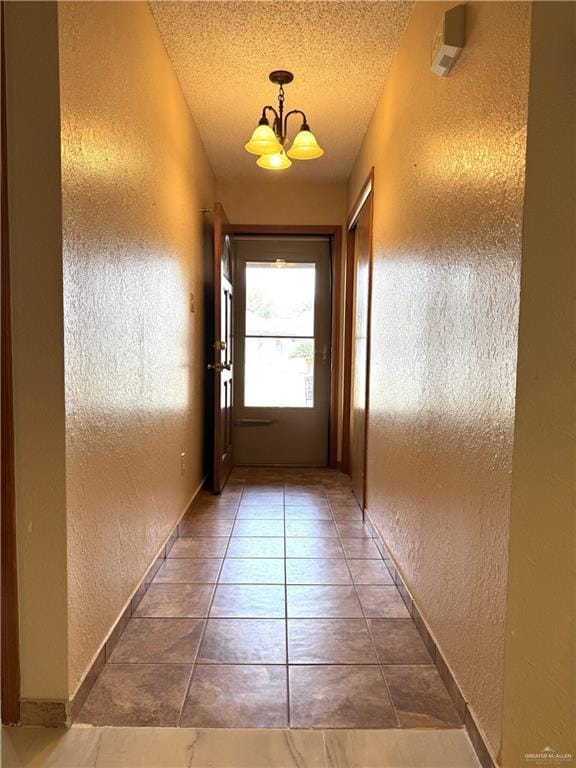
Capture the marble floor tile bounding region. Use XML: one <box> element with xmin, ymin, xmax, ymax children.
<box><xmin>284</xmin><ymin>505</ymin><xmax>333</xmax><ymax>520</ymax></box>
<box><xmin>178</xmin><ymin>518</ymin><xmax>235</xmax><ymax>537</ymax></box>
<box><xmin>219</xmin><ymin>557</ymin><xmax>285</xmax><ymax>584</ymax></box>
<box><xmin>347</xmin><ymin>559</ymin><xmax>395</xmax><ymax>586</ymax></box>
<box><xmin>153</xmin><ymin>558</ymin><xmax>222</xmax><ymax>584</ymax></box>
<box><xmin>232</xmin><ymin>519</ymin><xmax>285</xmax><ymax>537</ymax></box>
<box><xmin>285</xmin><ymin>558</ymin><xmax>352</xmax><ymax>585</ymax></box>
<box><xmin>288</xmin><ymin>619</ymin><xmax>377</xmax><ymax>664</ymax></box>
<box><xmin>1</xmin><ymin>726</ymin><xmax>100</xmax><ymax>768</ymax></box>
<box><xmin>98</xmin><ymin>728</ymin><xmax>326</xmax><ymax>768</ymax></box>
<box><xmin>210</xmin><ymin>584</ymin><xmax>286</xmax><ymax>618</ymax></box>
<box><xmin>241</xmin><ymin>494</ymin><xmax>284</xmax><ymax>505</ymax></box>
<box><xmin>285</xmin><ymin>520</ymin><xmax>339</xmax><ymax>538</ymax></box>
<box><xmin>236</xmin><ymin>506</ymin><xmax>285</xmax><ymax>519</ymax></box>
<box><xmin>340</xmin><ymin>538</ymin><xmax>382</xmax><ymax>559</ymax></box>
<box><xmin>134</xmin><ymin>584</ymin><xmax>214</xmax><ymax>618</ymax></box>
<box><xmin>76</xmin><ymin>664</ymin><xmax>191</xmax><ymax>726</ymax></box>
<box><xmin>108</xmin><ymin>618</ymin><xmax>205</xmax><ymax>664</ymax></box>
<box><xmin>368</xmin><ymin>619</ymin><xmax>432</xmax><ymax>664</ymax></box>
<box><xmin>197</xmin><ymin>618</ymin><xmax>286</xmax><ymax>663</ymax></box>
<box><xmin>168</xmin><ymin>537</ymin><xmax>229</xmax><ymax>559</ymax></box>
<box><xmin>226</xmin><ymin>537</ymin><xmax>285</xmax><ymax>558</ymax></box>
<box><xmin>285</xmin><ymin>499</ymin><xmax>331</xmax><ymax>512</ymax></box>
<box><xmin>287</xmin><ymin>585</ymin><xmax>363</xmax><ymax>618</ymax></box>
<box><xmin>183</xmin><ymin>505</ymin><xmax>238</xmax><ymax>520</ymax></box>
<box><xmin>289</xmin><ymin>665</ymin><xmax>396</xmax><ymax>728</ymax></box>
<box><xmin>356</xmin><ymin>586</ymin><xmax>411</xmax><ymax>619</ymax></box>
<box><xmin>180</xmin><ymin>665</ymin><xmax>288</xmax><ymax>728</ymax></box>
<box><xmin>323</xmin><ymin>729</ymin><xmax>481</xmax><ymax>767</ymax></box>
<box><xmin>383</xmin><ymin>665</ymin><xmax>462</xmax><ymax>728</ymax></box>
<box><xmin>330</xmin><ymin>508</ymin><xmax>364</xmax><ymax>522</ymax></box>
<box><xmin>286</xmin><ymin>537</ymin><xmax>344</xmax><ymax>559</ymax></box>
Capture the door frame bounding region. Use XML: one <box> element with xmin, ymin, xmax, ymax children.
<box><xmin>341</xmin><ymin>169</ymin><xmax>374</xmax><ymax>484</ymax></box>
<box><xmin>225</xmin><ymin>224</ymin><xmax>342</xmax><ymax>470</ymax></box>
<box><xmin>1</xmin><ymin>0</ymin><xmax>22</xmax><ymax>725</ymax></box>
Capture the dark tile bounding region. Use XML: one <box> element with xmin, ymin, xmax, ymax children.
<box><xmin>383</xmin><ymin>665</ymin><xmax>462</xmax><ymax>728</ymax></box>
<box><xmin>105</xmin><ymin>604</ymin><xmax>132</xmax><ymax>660</ymax></box>
<box><xmin>178</xmin><ymin>518</ymin><xmax>234</xmax><ymax>537</ymax></box>
<box><xmin>368</xmin><ymin>619</ymin><xmax>432</xmax><ymax>664</ymax></box>
<box><xmin>108</xmin><ymin>618</ymin><xmax>204</xmax><ymax>664</ymax></box>
<box><xmin>198</xmin><ymin>619</ymin><xmax>286</xmax><ymax>663</ymax></box>
<box><xmin>168</xmin><ymin>538</ymin><xmax>228</xmax><ymax>559</ymax></box>
<box><xmin>412</xmin><ymin>607</ymin><xmax>437</xmax><ymax>659</ymax></box>
<box><xmin>335</xmin><ymin>521</ymin><xmax>372</xmax><ymax>538</ymax></box>
<box><xmin>180</xmin><ymin>665</ymin><xmax>288</xmax><ymax>727</ymax></box>
<box><xmin>286</xmin><ymin>537</ymin><xmax>344</xmax><ymax>559</ymax></box>
<box><xmin>347</xmin><ymin>559</ymin><xmax>395</xmax><ymax>585</ymax></box>
<box><xmin>284</xmin><ymin>502</ymin><xmax>331</xmax><ymax>515</ymax></box>
<box><xmin>465</xmin><ymin>706</ymin><xmax>497</xmax><ymax>768</ymax></box>
<box><xmin>286</xmin><ymin>558</ymin><xmax>352</xmax><ymax>585</ymax></box>
<box><xmin>210</xmin><ymin>584</ymin><xmax>285</xmax><ymax>618</ymax></box>
<box><xmin>220</xmin><ymin>558</ymin><xmax>285</xmax><ymax>584</ymax></box>
<box><xmin>226</xmin><ymin>537</ymin><xmax>285</xmax><ymax>558</ymax></box>
<box><xmin>285</xmin><ymin>520</ymin><xmax>338</xmax><ymax>538</ymax></box>
<box><xmin>396</xmin><ymin>581</ymin><xmax>414</xmax><ymax>615</ymax></box>
<box><xmin>232</xmin><ymin>519</ymin><xmax>284</xmax><ymax>537</ymax></box>
<box><xmin>130</xmin><ymin>582</ymin><xmax>150</xmax><ymax>614</ymax></box>
<box><xmin>76</xmin><ymin>664</ymin><xmax>191</xmax><ymax>726</ymax></box>
<box><xmin>288</xmin><ymin>619</ymin><xmax>377</xmax><ymax>664</ymax></box>
<box><xmin>236</xmin><ymin>506</ymin><xmax>284</xmax><ymax>519</ymax></box>
<box><xmin>436</xmin><ymin>652</ymin><xmax>467</xmax><ymax>720</ymax></box>
<box><xmin>287</xmin><ymin>585</ymin><xmax>363</xmax><ymax>618</ymax></box>
<box><xmin>153</xmin><ymin>558</ymin><xmax>222</xmax><ymax>584</ymax></box>
<box><xmin>356</xmin><ymin>586</ymin><xmax>411</xmax><ymax>618</ymax></box>
<box><xmin>133</xmin><ymin>584</ymin><xmax>213</xmax><ymax>618</ymax></box>
<box><xmin>289</xmin><ymin>665</ymin><xmax>396</xmax><ymax>728</ymax></box>
<box><xmin>70</xmin><ymin>647</ymin><xmax>106</xmax><ymax>721</ymax></box>
<box><xmin>341</xmin><ymin>538</ymin><xmax>382</xmax><ymax>559</ymax></box>
<box><xmin>241</xmin><ymin>493</ymin><xmax>284</xmax><ymax>505</ymax></box>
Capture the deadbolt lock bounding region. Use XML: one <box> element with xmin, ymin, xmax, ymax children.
<box><xmin>207</xmin><ymin>362</ymin><xmax>232</xmax><ymax>372</ymax></box>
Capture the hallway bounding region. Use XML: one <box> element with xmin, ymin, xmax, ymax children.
<box><xmin>76</xmin><ymin>469</ymin><xmax>460</xmax><ymax>730</ymax></box>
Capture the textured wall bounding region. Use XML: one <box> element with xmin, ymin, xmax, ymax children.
<box><xmin>58</xmin><ymin>1</ymin><xmax>215</xmax><ymax>696</ymax></box>
<box><xmin>348</xmin><ymin>2</ymin><xmax>530</xmax><ymax>756</ymax></box>
<box><xmin>5</xmin><ymin>1</ymin><xmax>69</xmax><ymax>700</ymax></box>
<box><xmin>501</xmin><ymin>3</ymin><xmax>575</xmax><ymax>764</ymax></box>
<box><xmin>217</xmin><ymin>179</ymin><xmax>347</xmax><ymax>226</ymax></box>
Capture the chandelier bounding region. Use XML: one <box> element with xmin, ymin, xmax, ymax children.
<box><xmin>244</xmin><ymin>70</ymin><xmax>324</xmax><ymax>171</ymax></box>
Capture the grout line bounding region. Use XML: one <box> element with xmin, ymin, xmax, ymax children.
<box><xmin>175</xmin><ymin>482</ymin><xmax>243</xmax><ymax>726</ymax></box>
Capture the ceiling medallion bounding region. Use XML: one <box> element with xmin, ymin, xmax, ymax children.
<box><xmin>245</xmin><ymin>70</ymin><xmax>324</xmax><ymax>171</ymax></box>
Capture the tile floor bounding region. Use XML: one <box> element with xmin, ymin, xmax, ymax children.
<box><xmin>76</xmin><ymin>468</ymin><xmax>462</xmax><ymax>731</ymax></box>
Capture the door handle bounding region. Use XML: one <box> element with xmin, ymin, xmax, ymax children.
<box><xmin>234</xmin><ymin>418</ymin><xmax>275</xmax><ymax>426</ymax></box>
<box><xmin>207</xmin><ymin>362</ymin><xmax>232</xmax><ymax>372</ymax></box>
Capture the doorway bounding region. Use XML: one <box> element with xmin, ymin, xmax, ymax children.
<box><xmin>233</xmin><ymin>236</ymin><xmax>331</xmax><ymax>466</ymax></box>
<box><xmin>342</xmin><ymin>171</ymin><xmax>374</xmax><ymax>510</ymax></box>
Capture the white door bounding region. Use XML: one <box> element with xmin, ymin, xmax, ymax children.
<box><xmin>233</xmin><ymin>237</ymin><xmax>331</xmax><ymax>465</ymax></box>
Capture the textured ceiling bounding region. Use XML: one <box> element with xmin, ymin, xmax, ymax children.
<box><xmin>150</xmin><ymin>1</ymin><xmax>412</xmax><ymax>181</ymax></box>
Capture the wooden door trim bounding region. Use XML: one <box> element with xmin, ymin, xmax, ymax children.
<box><xmin>1</xmin><ymin>0</ymin><xmax>22</xmax><ymax>725</ymax></box>
<box><xmin>225</xmin><ymin>224</ymin><xmax>342</xmax><ymax>469</ymax></box>
<box><xmin>341</xmin><ymin>169</ymin><xmax>374</xmax><ymax>488</ymax></box>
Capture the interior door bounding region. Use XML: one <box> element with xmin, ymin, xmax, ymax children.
<box><xmin>210</xmin><ymin>202</ymin><xmax>234</xmax><ymax>492</ymax></box>
<box><xmin>349</xmin><ymin>194</ymin><xmax>373</xmax><ymax>508</ymax></box>
<box><xmin>233</xmin><ymin>237</ymin><xmax>331</xmax><ymax>466</ymax></box>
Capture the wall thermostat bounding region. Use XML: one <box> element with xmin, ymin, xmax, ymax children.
<box><xmin>431</xmin><ymin>4</ymin><xmax>466</xmax><ymax>77</ymax></box>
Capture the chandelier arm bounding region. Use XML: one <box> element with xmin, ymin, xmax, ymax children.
<box><xmin>283</xmin><ymin>109</ymin><xmax>309</xmax><ymax>139</ymax></box>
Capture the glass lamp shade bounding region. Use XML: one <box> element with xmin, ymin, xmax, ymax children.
<box><xmin>287</xmin><ymin>129</ymin><xmax>324</xmax><ymax>160</ymax></box>
<box><xmin>256</xmin><ymin>150</ymin><xmax>292</xmax><ymax>170</ymax></box>
<box><xmin>245</xmin><ymin>123</ymin><xmax>282</xmax><ymax>155</ymax></box>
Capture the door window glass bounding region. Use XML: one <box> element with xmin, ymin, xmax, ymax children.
<box><xmin>245</xmin><ymin>261</ymin><xmax>315</xmax><ymax>407</ymax></box>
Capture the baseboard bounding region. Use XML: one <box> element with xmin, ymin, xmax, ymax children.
<box><xmin>364</xmin><ymin>511</ymin><xmax>499</xmax><ymax>768</ymax></box>
<box><xmin>20</xmin><ymin>477</ymin><xmax>207</xmax><ymax>727</ymax></box>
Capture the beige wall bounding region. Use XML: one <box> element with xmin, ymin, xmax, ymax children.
<box><xmin>348</xmin><ymin>2</ymin><xmax>531</xmax><ymax>757</ymax></box>
<box><xmin>501</xmin><ymin>3</ymin><xmax>575</xmax><ymax>765</ymax></box>
<box><xmin>58</xmin><ymin>1</ymin><xmax>215</xmax><ymax>696</ymax></box>
<box><xmin>217</xmin><ymin>179</ymin><xmax>347</xmax><ymax>226</ymax></box>
<box><xmin>5</xmin><ymin>1</ymin><xmax>69</xmax><ymax>701</ymax></box>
